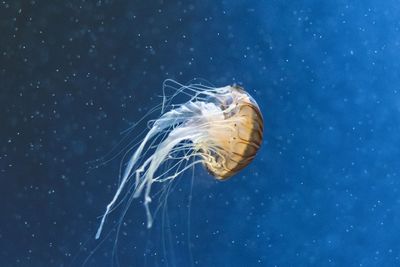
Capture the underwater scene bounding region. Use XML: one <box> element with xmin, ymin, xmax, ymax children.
<box><xmin>2</xmin><ymin>0</ymin><xmax>400</xmax><ymax>266</ymax></box>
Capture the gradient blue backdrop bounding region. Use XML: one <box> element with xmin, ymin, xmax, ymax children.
<box><xmin>1</xmin><ymin>0</ymin><xmax>400</xmax><ymax>266</ymax></box>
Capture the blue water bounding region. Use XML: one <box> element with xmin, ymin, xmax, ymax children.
<box><xmin>2</xmin><ymin>0</ymin><xmax>400</xmax><ymax>266</ymax></box>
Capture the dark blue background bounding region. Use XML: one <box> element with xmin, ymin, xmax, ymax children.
<box><xmin>2</xmin><ymin>0</ymin><xmax>400</xmax><ymax>266</ymax></box>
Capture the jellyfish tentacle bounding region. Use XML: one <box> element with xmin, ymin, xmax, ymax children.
<box><xmin>95</xmin><ymin>126</ymin><xmax>159</xmax><ymax>239</ymax></box>
<box><xmin>95</xmin><ymin>101</ymin><xmax>210</xmax><ymax>239</ymax></box>
<box><xmin>132</xmin><ymin>126</ymin><xmax>203</xmax><ymax>228</ymax></box>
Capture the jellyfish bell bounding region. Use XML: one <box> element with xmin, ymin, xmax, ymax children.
<box><xmin>95</xmin><ymin>80</ymin><xmax>263</xmax><ymax>240</ymax></box>
<box><xmin>198</xmin><ymin>85</ymin><xmax>263</xmax><ymax>180</ymax></box>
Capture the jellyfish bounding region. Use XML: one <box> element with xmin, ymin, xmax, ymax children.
<box><xmin>95</xmin><ymin>79</ymin><xmax>263</xmax><ymax>239</ymax></box>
